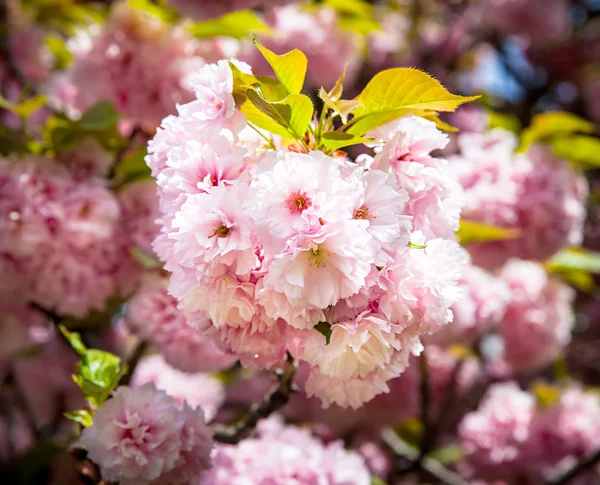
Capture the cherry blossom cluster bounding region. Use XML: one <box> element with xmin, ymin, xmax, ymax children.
<box><xmin>50</xmin><ymin>3</ymin><xmax>207</xmax><ymax>129</ymax></box>
<box><xmin>203</xmin><ymin>416</ymin><xmax>371</xmax><ymax>485</ymax></box>
<box><xmin>81</xmin><ymin>383</ymin><xmax>213</xmax><ymax>485</ymax></box>
<box><xmin>0</xmin><ymin>155</ymin><xmax>138</xmax><ymax>316</ymax></box>
<box><xmin>146</xmin><ymin>59</ymin><xmax>468</xmax><ymax>409</ymax></box>
<box><xmin>449</xmin><ymin>129</ymin><xmax>588</xmax><ymax>269</ymax></box>
<box><xmin>459</xmin><ymin>382</ymin><xmax>600</xmax><ymax>482</ymax></box>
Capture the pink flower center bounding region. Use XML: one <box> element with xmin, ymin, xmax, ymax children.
<box><xmin>286</xmin><ymin>191</ymin><xmax>312</xmax><ymax>214</ymax></box>
<box><xmin>211</xmin><ymin>225</ymin><xmax>230</xmax><ymax>238</ymax></box>
<box><xmin>354</xmin><ymin>205</ymin><xmax>372</xmax><ymax>220</ymax></box>
<box><xmin>307</xmin><ymin>245</ymin><xmax>327</xmax><ymax>268</ymax></box>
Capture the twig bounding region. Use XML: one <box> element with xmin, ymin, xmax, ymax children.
<box><xmin>418</xmin><ymin>350</ymin><xmax>433</xmax><ymax>460</ymax></box>
<box><xmin>213</xmin><ymin>353</ymin><xmax>296</xmax><ymax>444</ymax></box>
<box><xmin>381</xmin><ymin>428</ymin><xmax>469</xmax><ymax>485</ymax></box>
<box><xmin>433</xmin><ymin>357</ymin><xmax>465</xmax><ymax>435</ymax></box>
<box><xmin>548</xmin><ymin>448</ymin><xmax>600</xmax><ymax>485</ymax></box>
<box><xmin>118</xmin><ymin>340</ymin><xmax>148</xmax><ymax>387</ymax></box>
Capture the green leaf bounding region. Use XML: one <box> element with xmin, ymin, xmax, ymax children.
<box><xmin>79</xmin><ymin>101</ymin><xmax>120</xmax><ymax>131</ymax></box>
<box><xmin>253</xmin><ymin>39</ymin><xmax>307</xmax><ymax>95</ymax></box>
<box><xmin>395</xmin><ymin>418</ymin><xmax>424</xmax><ymax>447</ymax></box>
<box><xmin>0</xmin><ymin>95</ymin><xmax>47</xmax><ymax>120</ymax></box>
<box><xmin>321</xmin><ymin>132</ymin><xmax>372</xmax><ymax>151</ymax></box>
<box><xmin>456</xmin><ymin>220</ymin><xmax>521</xmax><ymax>246</ymax></box>
<box><xmin>59</xmin><ymin>325</ymin><xmax>87</xmax><ymax>356</ymax></box>
<box><xmin>314</xmin><ymin>321</ymin><xmax>332</xmax><ymax>345</ymax></box>
<box><xmin>190</xmin><ymin>10</ymin><xmax>271</xmax><ymax>39</ymax></box>
<box><xmin>519</xmin><ymin>111</ymin><xmax>595</xmax><ymax>152</ymax></box>
<box><xmin>532</xmin><ymin>382</ymin><xmax>561</xmax><ymax>408</ymax></box>
<box><xmin>347</xmin><ymin>68</ymin><xmax>479</xmax><ymax>135</ymax></box>
<box><xmin>546</xmin><ymin>247</ymin><xmax>600</xmax><ymax>274</ymax></box>
<box><xmin>128</xmin><ymin>0</ymin><xmax>179</xmax><ymax>23</ymax></box>
<box><xmin>408</xmin><ymin>241</ymin><xmax>427</xmax><ymax>249</ymax></box>
<box><xmin>246</xmin><ymin>89</ymin><xmax>313</xmax><ymax>141</ymax></box>
<box><xmin>324</xmin><ymin>0</ymin><xmax>380</xmax><ymax>35</ymax></box>
<box><xmin>74</xmin><ymin>349</ymin><xmax>124</xmax><ymax>407</ymax></box>
<box><xmin>0</xmin><ymin>125</ymin><xmax>30</xmax><ymax>155</ymax></box>
<box><xmin>550</xmin><ymin>135</ymin><xmax>600</xmax><ymax>168</ymax></box>
<box><xmin>64</xmin><ymin>409</ymin><xmax>93</xmax><ymax>427</ymax></box>
<box><xmin>115</xmin><ymin>146</ymin><xmax>151</xmax><ymax>185</ymax></box>
<box><xmin>130</xmin><ymin>247</ymin><xmax>163</xmax><ymax>269</ymax></box>
<box><xmin>427</xmin><ymin>445</ymin><xmax>464</xmax><ymax>465</ymax></box>
<box><xmin>45</xmin><ymin>35</ymin><xmax>73</xmax><ymax>70</ymax></box>
<box><xmin>370</xmin><ymin>477</ymin><xmax>388</xmax><ymax>485</ymax></box>
<box><xmin>553</xmin><ymin>356</ymin><xmax>570</xmax><ymax>382</ymax></box>
<box><xmin>319</xmin><ymin>87</ymin><xmax>362</xmax><ymax>124</ymax></box>
<box><xmin>60</xmin><ymin>325</ymin><xmax>124</xmax><ymax>406</ymax></box>
<box><xmin>488</xmin><ymin>110</ymin><xmax>520</xmax><ymax>133</ymax></box>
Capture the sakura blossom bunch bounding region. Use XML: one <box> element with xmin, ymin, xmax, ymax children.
<box><xmin>450</xmin><ymin>129</ymin><xmax>588</xmax><ymax>269</ymax></box>
<box><xmin>81</xmin><ymin>383</ymin><xmax>213</xmax><ymax>485</ymax></box>
<box><xmin>202</xmin><ymin>416</ymin><xmax>371</xmax><ymax>485</ymax></box>
<box><xmin>459</xmin><ymin>383</ymin><xmax>600</xmax><ymax>483</ymax></box>
<box><xmin>50</xmin><ymin>2</ymin><xmax>205</xmax><ymax>129</ymax></box>
<box><xmin>147</xmin><ymin>54</ymin><xmax>472</xmax><ymax>409</ymax></box>
<box><xmin>0</xmin><ymin>157</ymin><xmax>130</xmax><ymax>316</ymax></box>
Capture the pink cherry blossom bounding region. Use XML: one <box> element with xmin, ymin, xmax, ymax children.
<box><xmin>132</xmin><ymin>355</ymin><xmax>225</xmax><ymax>421</ymax></box>
<box><xmin>125</xmin><ymin>273</ymin><xmax>236</xmax><ymax>373</ymax></box>
<box><xmin>81</xmin><ymin>383</ymin><xmax>213</xmax><ymax>485</ymax></box>
<box><xmin>370</xmin><ymin>116</ymin><xmax>464</xmax><ymax>240</ymax></box>
<box><xmin>497</xmin><ymin>259</ymin><xmax>575</xmax><ymax>374</ymax></box>
<box><xmin>202</xmin><ymin>416</ymin><xmax>371</xmax><ymax>485</ymax></box>
<box><xmin>50</xmin><ymin>3</ymin><xmax>205</xmax><ymax>129</ymax></box>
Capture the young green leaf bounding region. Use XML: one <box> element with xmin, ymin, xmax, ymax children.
<box><xmin>130</xmin><ymin>247</ymin><xmax>163</xmax><ymax>269</ymax></box>
<box><xmin>253</xmin><ymin>39</ymin><xmax>308</xmax><ymax>95</ymax></box>
<box><xmin>427</xmin><ymin>445</ymin><xmax>464</xmax><ymax>465</ymax></box>
<box><xmin>519</xmin><ymin>111</ymin><xmax>595</xmax><ymax>152</ymax></box>
<box><xmin>45</xmin><ymin>34</ymin><xmax>73</xmax><ymax>69</ymax></box>
<box><xmin>545</xmin><ymin>247</ymin><xmax>600</xmax><ymax>274</ymax></box>
<box><xmin>347</xmin><ymin>68</ymin><xmax>479</xmax><ymax>135</ymax></box>
<box><xmin>532</xmin><ymin>382</ymin><xmax>561</xmax><ymax>408</ymax></box>
<box><xmin>314</xmin><ymin>321</ymin><xmax>332</xmax><ymax>345</ymax></box>
<box><xmin>64</xmin><ymin>409</ymin><xmax>93</xmax><ymax>427</ymax></box>
<box><xmin>79</xmin><ymin>101</ymin><xmax>120</xmax><ymax>131</ymax></box>
<box><xmin>115</xmin><ymin>146</ymin><xmax>151</xmax><ymax>186</ymax></box>
<box><xmin>60</xmin><ymin>325</ymin><xmax>124</xmax><ymax>407</ymax></box>
<box><xmin>550</xmin><ymin>135</ymin><xmax>600</xmax><ymax>168</ymax></box>
<box><xmin>246</xmin><ymin>89</ymin><xmax>313</xmax><ymax>141</ymax></box>
<box><xmin>319</xmin><ymin>87</ymin><xmax>362</xmax><ymax>124</ymax></box>
<box><xmin>0</xmin><ymin>95</ymin><xmax>47</xmax><ymax>120</ymax></box>
<box><xmin>321</xmin><ymin>132</ymin><xmax>372</xmax><ymax>151</ymax></box>
<box><xmin>456</xmin><ymin>220</ymin><xmax>521</xmax><ymax>246</ymax></box>
<box><xmin>189</xmin><ymin>10</ymin><xmax>271</xmax><ymax>39</ymax></box>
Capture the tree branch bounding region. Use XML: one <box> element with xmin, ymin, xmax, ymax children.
<box><xmin>549</xmin><ymin>448</ymin><xmax>600</xmax><ymax>485</ymax></box>
<box><xmin>213</xmin><ymin>353</ymin><xmax>296</xmax><ymax>444</ymax></box>
<box><xmin>381</xmin><ymin>428</ymin><xmax>469</xmax><ymax>485</ymax></box>
<box><xmin>118</xmin><ymin>340</ymin><xmax>148</xmax><ymax>387</ymax></box>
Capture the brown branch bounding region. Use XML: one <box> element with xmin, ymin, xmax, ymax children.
<box><xmin>118</xmin><ymin>340</ymin><xmax>149</xmax><ymax>387</ymax></box>
<box><xmin>381</xmin><ymin>428</ymin><xmax>469</xmax><ymax>485</ymax></box>
<box><xmin>213</xmin><ymin>353</ymin><xmax>296</xmax><ymax>444</ymax></box>
<box><xmin>548</xmin><ymin>448</ymin><xmax>600</xmax><ymax>485</ymax></box>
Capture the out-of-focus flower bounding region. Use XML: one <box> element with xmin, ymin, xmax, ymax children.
<box><xmin>473</xmin><ymin>0</ymin><xmax>571</xmax><ymax>45</ymax></box>
<box><xmin>51</xmin><ymin>3</ymin><xmax>204</xmax><ymax>129</ymax></box>
<box><xmin>497</xmin><ymin>260</ymin><xmax>574</xmax><ymax>374</ymax></box>
<box><xmin>124</xmin><ymin>273</ymin><xmax>236</xmax><ymax>373</ymax></box>
<box><xmin>132</xmin><ymin>354</ymin><xmax>225</xmax><ymax>421</ymax></box>
<box><xmin>81</xmin><ymin>383</ymin><xmax>213</xmax><ymax>485</ymax></box>
<box><xmin>459</xmin><ymin>382</ymin><xmax>536</xmax><ymax>481</ymax></box>
<box><xmin>202</xmin><ymin>416</ymin><xmax>371</xmax><ymax>485</ymax></box>
<box><xmin>0</xmin><ymin>157</ymin><xmax>129</xmax><ymax>317</ymax></box>
<box><xmin>427</xmin><ymin>265</ymin><xmax>510</xmax><ymax>347</ymax></box>
<box><xmin>118</xmin><ymin>180</ymin><xmax>160</xmax><ymax>257</ymax></box>
<box><xmin>450</xmin><ymin>130</ymin><xmax>587</xmax><ymax>268</ymax></box>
